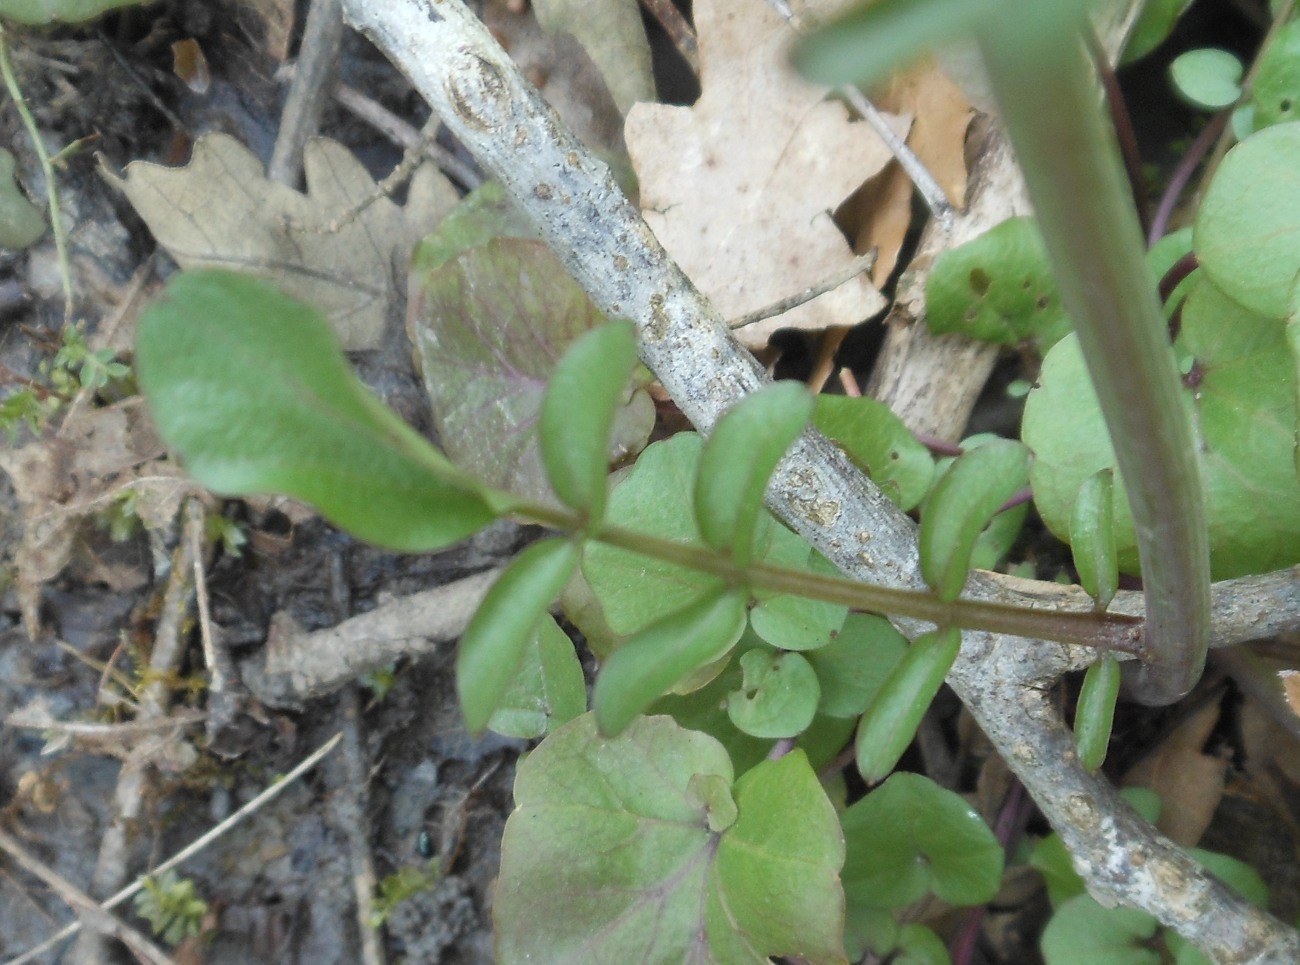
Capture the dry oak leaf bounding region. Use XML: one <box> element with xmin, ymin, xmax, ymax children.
<box><xmin>104</xmin><ymin>133</ymin><xmax>458</xmax><ymax>350</ymax></box>
<box><xmin>625</xmin><ymin>0</ymin><xmax>909</xmax><ymax>351</ymax></box>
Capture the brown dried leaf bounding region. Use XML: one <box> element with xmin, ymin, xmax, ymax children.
<box><xmin>533</xmin><ymin>0</ymin><xmax>655</xmax><ymax>114</ymax></box>
<box><xmin>1124</xmin><ymin>700</ymin><xmax>1228</xmax><ymax>848</ymax></box>
<box><xmin>624</xmin><ymin>0</ymin><xmax>908</xmax><ymax>350</ymax></box>
<box><xmin>105</xmin><ymin>134</ymin><xmax>458</xmax><ymax>350</ymax></box>
<box><xmin>234</xmin><ymin>0</ymin><xmax>296</xmax><ymax>61</ymax></box>
<box><xmin>0</xmin><ymin>399</ymin><xmax>188</xmax><ymax>634</ymax></box>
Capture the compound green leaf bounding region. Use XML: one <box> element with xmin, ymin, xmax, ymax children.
<box><xmin>842</xmin><ymin>772</ymin><xmax>1003</xmax><ymax>909</ymax></box>
<box><xmin>1040</xmin><ymin>895</ymin><xmax>1160</xmax><ymax>965</ymax></box>
<box><xmin>0</xmin><ymin>0</ymin><xmax>146</xmax><ymax>23</ymax></box>
<box><xmin>539</xmin><ymin>320</ymin><xmax>639</xmax><ymax>520</ymax></box>
<box><xmin>410</xmin><ymin>237</ymin><xmax>652</xmax><ymax>504</ymax></box>
<box><xmin>1169</xmin><ymin>48</ymin><xmax>1243</xmax><ymax>110</ymax></box>
<box><xmin>920</xmin><ymin>440</ymin><xmax>1029</xmax><ymax>600</ymax></box>
<box><xmin>725</xmin><ymin>649</ymin><xmax>820</xmax><ymax>739</ymax></box>
<box><xmin>0</xmin><ymin>150</ymin><xmax>44</xmax><ymax>250</ymax></box>
<box><xmin>1196</xmin><ymin>122</ymin><xmax>1300</xmax><ymax>319</ymax></box>
<box><xmin>1075</xmin><ymin>653</ymin><xmax>1121</xmax><ymax>772</ymax></box>
<box><xmin>1025</xmin><ymin>282</ymin><xmax>1300</xmax><ymax>580</ymax></box>
<box><xmin>457</xmin><ymin>538</ymin><xmax>579</xmax><ymax>734</ymax></box>
<box><xmin>925</xmin><ymin>216</ymin><xmax>1070</xmax><ymax>353</ymax></box>
<box><xmin>814</xmin><ymin>395</ymin><xmax>934</xmax><ymax>510</ymax></box>
<box><xmin>1250</xmin><ymin>21</ymin><xmax>1300</xmax><ymax>131</ymax></box>
<box><xmin>806</xmin><ymin>613</ymin><xmax>908</xmax><ymax>719</ymax></box>
<box><xmin>136</xmin><ymin>270</ymin><xmax>496</xmax><ymax>552</ymax></box>
<box><xmin>496</xmin><ymin>715</ymin><xmax>846</xmax><ymax>964</ymax></box>
<box><xmin>487</xmin><ymin>613</ymin><xmax>587</xmax><ymax>739</ymax></box>
<box><xmin>855</xmin><ymin>627</ymin><xmax>962</xmax><ymax>783</ymax></box>
<box><xmin>594</xmin><ymin>587</ymin><xmax>747</xmax><ymax>737</ymax></box>
<box><xmin>1070</xmin><ymin>468</ymin><xmax>1119</xmax><ymax>609</ymax></box>
<box><xmin>695</xmin><ymin>382</ymin><xmax>813</xmax><ymax>566</ymax></box>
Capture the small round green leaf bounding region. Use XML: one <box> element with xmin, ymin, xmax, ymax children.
<box><xmin>486</xmin><ymin>613</ymin><xmax>587</xmax><ymax>739</ymax></box>
<box><xmin>1070</xmin><ymin>469</ymin><xmax>1119</xmax><ymax>609</ymax></box>
<box><xmin>594</xmin><ymin>587</ymin><xmax>747</xmax><ymax>737</ymax></box>
<box><xmin>1041</xmin><ymin>894</ymin><xmax>1160</xmax><ymax>965</ymax></box>
<box><xmin>725</xmin><ymin>649</ymin><xmax>820</xmax><ymax>739</ymax></box>
<box><xmin>926</xmin><ymin>216</ymin><xmax>1071</xmax><ymax>353</ymax></box>
<box><xmin>1075</xmin><ymin>653</ymin><xmax>1121</xmax><ymax>772</ymax></box>
<box><xmin>749</xmin><ymin>550</ymin><xmax>848</xmax><ymax>651</ymax></box>
<box><xmin>805</xmin><ymin>613</ymin><xmax>908</xmax><ymax>719</ymax></box>
<box><xmin>695</xmin><ymin>381</ymin><xmax>814</xmax><ymax>566</ymax></box>
<box><xmin>919</xmin><ymin>440</ymin><xmax>1029</xmax><ymax>601</ymax></box>
<box><xmin>1169</xmin><ymin>48</ymin><xmax>1243</xmax><ymax>110</ymax></box>
<box><xmin>136</xmin><ymin>269</ymin><xmax>497</xmax><ymax>552</ymax></box>
<box><xmin>814</xmin><ymin>395</ymin><xmax>935</xmax><ymax>510</ymax></box>
<box><xmin>1196</xmin><ymin>122</ymin><xmax>1300</xmax><ymax>319</ymax></box>
<box><xmin>855</xmin><ymin>627</ymin><xmax>962</xmax><ymax>784</ymax></box>
<box><xmin>1250</xmin><ymin>21</ymin><xmax>1300</xmax><ymax>131</ymax></box>
<box><xmin>539</xmin><ymin>319</ymin><xmax>639</xmax><ymax>520</ymax></box>
<box><xmin>457</xmin><ymin>537</ymin><xmax>579</xmax><ymax>733</ymax></box>
<box><xmin>842</xmin><ymin>772</ymin><xmax>1003</xmax><ymax>909</ymax></box>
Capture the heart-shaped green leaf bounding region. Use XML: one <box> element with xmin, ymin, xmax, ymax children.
<box><xmin>496</xmin><ymin>714</ymin><xmax>846</xmax><ymax>964</ymax></box>
<box><xmin>136</xmin><ymin>269</ymin><xmax>496</xmax><ymax>552</ymax></box>
<box><xmin>842</xmin><ymin>772</ymin><xmax>1003</xmax><ymax>909</ymax></box>
<box><xmin>725</xmin><ymin>649</ymin><xmax>820</xmax><ymax>739</ymax></box>
<box><xmin>539</xmin><ymin>319</ymin><xmax>639</xmax><ymax>520</ymax></box>
<box><xmin>457</xmin><ymin>537</ymin><xmax>580</xmax><ymax>733</ymax></box>
<box><xmin>695</xmin><ymin>381</ymin><xmax>813</xmax><ymax>566</ymax></box>
<box><xmin>855</xmin><ymin>627</ymin><xmax>962</xmax><ymax>783</ymax></box>
<box><xmin>1041</xmin><ymin>895</ymin><xmax>1161</xmax><ymax>965</ymax></box>
<box><xmin>594</xmin><ymin>586</ymin><xmax>747</xmax><ymax>737</ymax></box>
<box><xmin>806</xmin><ymin>614</ymin><xmax>909</xmax><ymax>719</ymax></box>
<box><xmin>1169</xmin><ymin>48</ymin><xmax>1243</xmax><ymax>110</ymax></box>
<box><xmin>920</xmin><ymin>440</ymin><xmax>1029</xmax><ymax>601</ymax></box>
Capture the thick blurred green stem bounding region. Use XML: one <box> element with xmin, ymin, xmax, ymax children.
<box><xmin>978</xmin><ymin>16</ymin><xmax>1210</xmax><ymax>704</ymax></box>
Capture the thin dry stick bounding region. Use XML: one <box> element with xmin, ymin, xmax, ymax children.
<box><xmin>639</xmin><ymin>0</ymin><xmax>699</xmax><ymax>74</ymax></box>
<box><xmin>74</xmin><ymin>499</ymin><xmax>203</xmax><ymax>965</ymax></box>
<box><xmin>2</xmin><ymin>734</ymin><xmax>342</xmax><ymax>965</ymax></box>
<box><xmin>727</xmin><ymin>251</ymin><xmax>876</xmax><ymax>330</ymax></box>
<box><xmin>0</xmin><ymin>827</ymin><xmax>177</xmax><ymax>965</ymax></box>
<box><xmin>332</xmin><ymin>81</ymin><xmax>482</xmax><ymax>189</ymax></box>
<box><xmin>270</xmin><ymin>0</ymin><xmax>344</xmax><ymax>187</ymax></box>
<box><xmin>339</xmin><ymin>688</ymin><xmax>385</xmax><ymax>965</ymax></box>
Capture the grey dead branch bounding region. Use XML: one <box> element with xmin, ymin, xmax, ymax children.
<box><xmin>339</xmin><ymin>1</ymin><xmax>1300</xmax><ymax>961</ymax></box>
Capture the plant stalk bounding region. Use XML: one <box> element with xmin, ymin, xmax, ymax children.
<box><xmin>978</xmin><ymin>16</ymin><xmax>1211</xmax><ymax>704</ymax></box>
<box><xmin>517</xmin><ymin>501</ymin><xmax>1143</xmax><ymax>654</ymax></box>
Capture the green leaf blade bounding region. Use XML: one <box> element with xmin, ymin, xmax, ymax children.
<box><xmin>594</xmin><ymin>587</ymin><xmax>747</xmax><ymax>737</ymax></box>
<box><xmin>539</xmin><ymin>319</ymin><xmax>639</xmax><ymax>520</ymax></box>
<box><xmin>813</xmin><ymin>395</ymin><xmax>935</xmax><ymax>510</ymax></box>
<box><xmin>457</xmin><ymin>537</ymin><xmax>580</xmax><ymax>734</ymax></box>
<box><xmin>855</xmin><ymin>626</ymin><xmax>961</xmax><ymax>784</ymax></box>
<box><xmin>1070</xmin><ymin>468</ymin><xmax>1119</xmax><ymax>609</ymax></box>
<box><xmin>136</xmin><ymin>269</ymin><xmax>496</xmax><ymax>552</ymax></box>
<box><xmin>919</xmin><ymin>439</ymin><xmax>1029</xmax><ymax>601</ymax></box>
<box><xmin>1075</xmin><ymin>653</ymin><xmax>1121</xmax><ymax>772</ymax></box>
<box><xmin>725</xmin><ymin>649</ymin><xmax>820</xmax><ymax>739</ymax></box>
<box><xmin>695</xmin><ymin>382</ymin><xmax>814</xmax><ymax>566</ymax></box>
